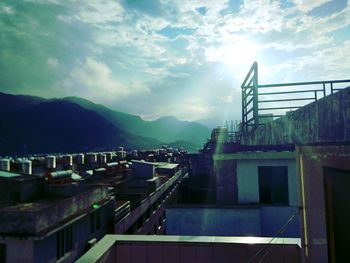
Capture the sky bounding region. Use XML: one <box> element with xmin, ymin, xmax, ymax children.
<box><xmin>0</xmin><ymin>0</ymin><xmax>349</xmax><ymax>128</ymax></box>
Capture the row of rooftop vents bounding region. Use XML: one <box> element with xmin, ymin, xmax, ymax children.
<box><xmin>0</xmin><ymin>145</ymin><xmax>187</xmax><ymax>176</ymax></box>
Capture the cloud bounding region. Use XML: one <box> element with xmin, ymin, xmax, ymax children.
<box><xmin>292</xmin><ymin>0</ymin><xmax>332</xmax><ymax>12</ymax></box>
<box><xmin>47</xmin><ymin>57</ymin><xmax>60</xmax><ymax>68</ymax></box>
<box><xmin>58</xmin><ymin>57</ymin><xmax>149</xmax><ymax>101</ymax></box>
<box><xmin>0</xmin><ymin>0</ymin><xmax>350</xmax><ymax>127</ymax></box>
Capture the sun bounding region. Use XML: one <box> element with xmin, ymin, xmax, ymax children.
<box><xmin>221</xmin><ymin>40</ymin><xmax>257</xmax><ymax>68</ymax></box>
<box><xmin>205</xmin><ymin>38</ymin><xmax>257</xmax><ymax>71</ymax></box>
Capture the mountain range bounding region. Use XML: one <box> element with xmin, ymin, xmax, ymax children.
<box><xmin>0</xmin><ymin>92</ymin><xmax>211</xmax><ymax>155</ymax></box>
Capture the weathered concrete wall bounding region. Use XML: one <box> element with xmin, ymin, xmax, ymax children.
<box><xmin>0</xmin><ymin>186</ymin><xmax>108</xmax><ymax>234</ymax></box>
<box><xmin>236</xmin><ymin>159</ymin><xmax>298</xmax><ymax>206</ymax></box>
<box><xmin>297</xmin><ymin>145</ymin><xmax>350</xmax><ymax>263</ymax></box>
<box><xmin>243</xmin><ymin>87</ymin><xmax>350</xmax><ymax>145</ymax></box>
<box><xmin>166</xmin><ymin>207</ymin><xmax>261</xmax><ymax>236</ymax></box>
<box><xmin>32</xmin><ymin>199</ymin><xmax>115</xmax><ymax>263</ymax></box>
<box><xmin>214</xmin><ymin>160</ymin><xmax>237</xmax><ymax>204</ymax></box>
<box><xmin>166</xmin><ymin>206</ymin><xmax>300</xmax><ymax>237</ymax></box>
<box><xmin>0</xmin><ymin>238</ymin><xmax>34</xmax><ymax>263</ymax></box>
<box><xmin>76</xmin><ymin>235</ymin><xmax>302</xmax><ymax>263</ymax></box>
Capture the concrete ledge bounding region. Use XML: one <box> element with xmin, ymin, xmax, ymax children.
<box><xmin>77</xmin><ymin>234</ymin><xmax>301</xmax><ymax>263</ymax></box>
<box><xmin>213</xmin><ymin>151</ymin><xmax>295</xmax><ymax>161</ymax></box>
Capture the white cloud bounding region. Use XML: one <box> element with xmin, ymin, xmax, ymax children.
<box><xmin>258</xmin><ymin>40</ymin><xmax>350</xmax><ymax>83</ymax></box>
<box><xmin>1</xmin><ymin>5</ymin><xmax>15</xmax><ymax>15</ymax></box>
<box><xmin>59</xmin><ymin>57</ymin><xmax>149</xmax><ymax>101</ymax></box>
<box><xmin>47</xmin><ymin>57</ymin><xmax>59</xmax><ymax>68</ymax></box>
<box><xmin>292</xmin><ymin>0</ymin><xmax>332</xmax><ymax>12</ymax></box>
<box><xmin>3</xmin><ymin>0</ymin><xmax>350</xmax><ymax>127</ymax></box>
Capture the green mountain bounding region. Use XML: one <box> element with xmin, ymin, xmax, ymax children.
<box><xmin>0</xmin><ymin>92</ymin><xmax>210</xmax><ymax>154</ymax></box>
<box><xmin>63</xmin><ymin>96</ymin><xmax>210</xmax><ymax>147</ymax></box>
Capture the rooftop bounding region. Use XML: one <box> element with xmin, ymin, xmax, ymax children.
<box><xmin>77</xmin><ymin>235</ymin><xmax>301</xmax><ymax>263</ymax></box>
<box><xmin>0</xmin><ymin>186</ymin><xmax>109</xmax><ymax>235</ymax></box>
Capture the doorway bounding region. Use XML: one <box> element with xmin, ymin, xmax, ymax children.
<box><xmin>324</xmin><ymin>167</ymin><xmax>350</xmax><ymax>263</ymax></box>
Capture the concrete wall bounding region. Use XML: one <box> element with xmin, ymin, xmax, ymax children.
<box><xmin>166</xmin><ymin>207</ymin><xmax>260</xmax><ymax>236</ymax></box>
<box><xmin>237</xmin><ymin>159</ymin><xmax>298</xmax><ymax>206</ymax></box>
<box><xmin>297</xmin><ymin>145</ymin><xmax>350</xmax><ymax>263</ymax></box>
<box><xmin>115</xmin><ymin>170</ymin><xmax>185</xmax><ymax>234</ymax></box>
<box><xmin>243</xmin><ymin>86</ymin><xmax>350</xmax><ymax>145</ymax></box>
<box><xmin>34</xmin><ymin>201</ymin><xmax>114</xmax><ymax>263</ymax></box>
<box><xmin>0</xmin><ymin>176</ymin><xmax>45</xmax><ymax>205</ymax></box>
<box><xmin>0</xmin><ymin>238</ymin><xmax>34</xmax><ymax>263</ymax></box>
<box><xmin>76</xmin><ymin>235</ymin><xmax>301</xmax><ymax>263</ymax></box>
<box><xmin>131</xmin><ymin>161</ymin><xmax>155</xmax><ymax>179</ymax></box>
<box><xmin>166</xmin><ymin>206</ymin><xmax>300</xmax><ymax>238</ymax></box>
<box><xmin>0</xmin><ymin>198</ymin><xmax>115</xmax><ymax>263</ymax></box>
<box><xmin>214</xmin><ymin>159</ymin><xmax>237</xmax><ymax>204</ymax></box>
<box><xmin>0</xmin><ymin>186</ymin><xmax>108</xmax><ymax>234</ymax></box>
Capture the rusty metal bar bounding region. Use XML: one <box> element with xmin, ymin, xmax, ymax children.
<box><xmin>259</xmin><ymin>90</ymin><xmax>323</xmax><ymax>96</ymax></box>
<box><xmin>259</xmin><ymin>98</ymin><xmax>314</xmax><ymax>103</ymax></box>
<box><xmin>258</xmin><ymin>106</ymin><xmax>301</xmax><ymax>111</ymax></box>
<box><xmin>258</xmin><ymin>79</ymin><xmax>350</xmax><ymax>88</ymax></box>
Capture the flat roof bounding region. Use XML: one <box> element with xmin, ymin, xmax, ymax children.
<box><xmin>0</xmin><ymin>197</ymin><xmax>62</xmax><ymax>212</ymax></box>
<box><xmin>0</xmin><ymin>171</ymin><xmax>21</xmax><ymax>178</ymax></box>
<box><xmin>131</xmin><ymin>160</ymin><xmax>156</xmax><ymax>165</ymax></box>
<box><xmin>0</xmin><ymin>171</ymin><xmax>42</xmax><ymax>181</ymax></box>
<box><xmin>76</xmin><ymin>234</ymin><xmax>301</xmax><ymax>263</ymax></box>
<box><xmin>156</xmin><ymin>163</ymin><xmax>179</xmax><ymax>169</ymax></box>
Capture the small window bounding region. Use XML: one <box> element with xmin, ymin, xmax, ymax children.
<box><xmin>56</xmin><ymin>226</ymin><xmax>73</xmax><ymax>260</ymax></box>
<box><xmin>258</xmin><ymin>166</ymin><xmax>289</xmax><ymax>205</ymax></box>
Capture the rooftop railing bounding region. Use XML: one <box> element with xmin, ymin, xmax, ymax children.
<box><xmin>241</xmin><ymin>62</ymin><xmax>350</xmax><ymax>133</ymax></box>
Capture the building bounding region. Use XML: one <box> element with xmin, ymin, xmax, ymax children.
<box><xmin>75</xmin><ymin>61</ymin><xmax>350</xmax><ymax>263</ymax></box>
<box><xmin>0</xmin><ymin>171</ymin><xmax>115</xmax><ymax>263</ymax></box>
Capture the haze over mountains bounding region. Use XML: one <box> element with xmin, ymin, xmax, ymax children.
<box><xmin>0</xmin><ymin>92</ymin><xmax>211</xmax><ymax>155</ymax></box>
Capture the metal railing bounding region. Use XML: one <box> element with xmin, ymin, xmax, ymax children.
<box><xmin>241</xmin><ymin>61</ymin><xmax>350</xmax><ymax>133</ymax></box>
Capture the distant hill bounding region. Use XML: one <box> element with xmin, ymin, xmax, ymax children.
<box><xmin>0</xmin><ymin>92</ymin><xmax>210</xmax><ymax>154</ymax></box>
<box><xmin>0</xmin><ymin>92</ymin><xmax>45</xmax><ymax>114</ymax></box>
<box><xmin>63</xmin><ymin>97</ymin><xmax>210</xmax><ymax>147</ymax></box>
<box><xmin>0</xmin><ymin>100</ymin><xmax>127</xmax><ymax>154</ymax></box>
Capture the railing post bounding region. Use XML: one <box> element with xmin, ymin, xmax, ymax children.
<box><xmin>253</xmin><ymin>62</ymin><xmax>259</xmax><ymax>129</ymax></box>
<box><xmin>241</xmin><ymin>83</ymin><xmax>245</xmax><ymax>133</ymax></box>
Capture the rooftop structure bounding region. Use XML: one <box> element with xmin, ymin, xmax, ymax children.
<box><xmin>76</xmin><ymin>235</ymin><xmax>301</xmax><ymax>263</ymax></box>
<box><xmin>241</xmin><ymin>61</ymin><xmax>350</xmax><ymax>133</ymax></box>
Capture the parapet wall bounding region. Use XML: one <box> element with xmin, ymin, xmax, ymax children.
<box><xmin>243</xmin><ymin>87</ymin><xmax>350</xmax><ymax>145</ymax></box>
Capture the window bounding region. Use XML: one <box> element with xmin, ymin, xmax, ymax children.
<box><xmin>258</xmin><ymin>166</ymin><xmax>289</xmax><ymax>205</ymax></box>
<box><xmin>90</xmin><ymin>209</ymin><xmax>101</xmax><ymax>234</ymax></box>
<box><xmin>56</xmin><ymin>226</ymin><xmax>73</xmax><ymax>260</ymax></box>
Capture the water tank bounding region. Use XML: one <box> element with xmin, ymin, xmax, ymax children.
<box><xmin>75</xmin><ymin>154</ymin><xmax>85</xmax><ymax>165</ymax></box>
<box><xmin>98</xmin><ymin>153</ymin><xmax>107</xmax><ymax>164</ymax></box>
<box><xmin>118</xmin><ymin>146</ymin><xmax>124</xmax><ymax>152</ymax></box>
<box><xmin>0</xmin><ymin>158</ymin><xmax>10</xmax><ymax>171</ymax></box>
<box><xmin>46</xmin><ymin>155</ymin><xmax>56</xmax><ymax>169</ymax></box>
<box><xmin>132</xmin><ymin>150</ymin><xmax>138</xmax><ymax>157</ymax></box>
<box><xmin>87</xmin><ymin>153</ymin><xmax>97</xmax><ymax>163</ymax></box>
<box><xmin>117</xmin><ymin>150</ymin><xmax>126</xmax><ymax>159</ymax></box>
<box><xmin>105</xmin><ymin>152</ymin><xmax>113</xmax><ymax>161</ymax></box>
<box><xmin>21</xmin><ymin>160</ymin><xmax>32</xmax><ymax>175</ymax></box>
<box><xmin>63</xmin><ymin>155</ymin><xmax>73</xmax><ymax>166</ymax></box>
